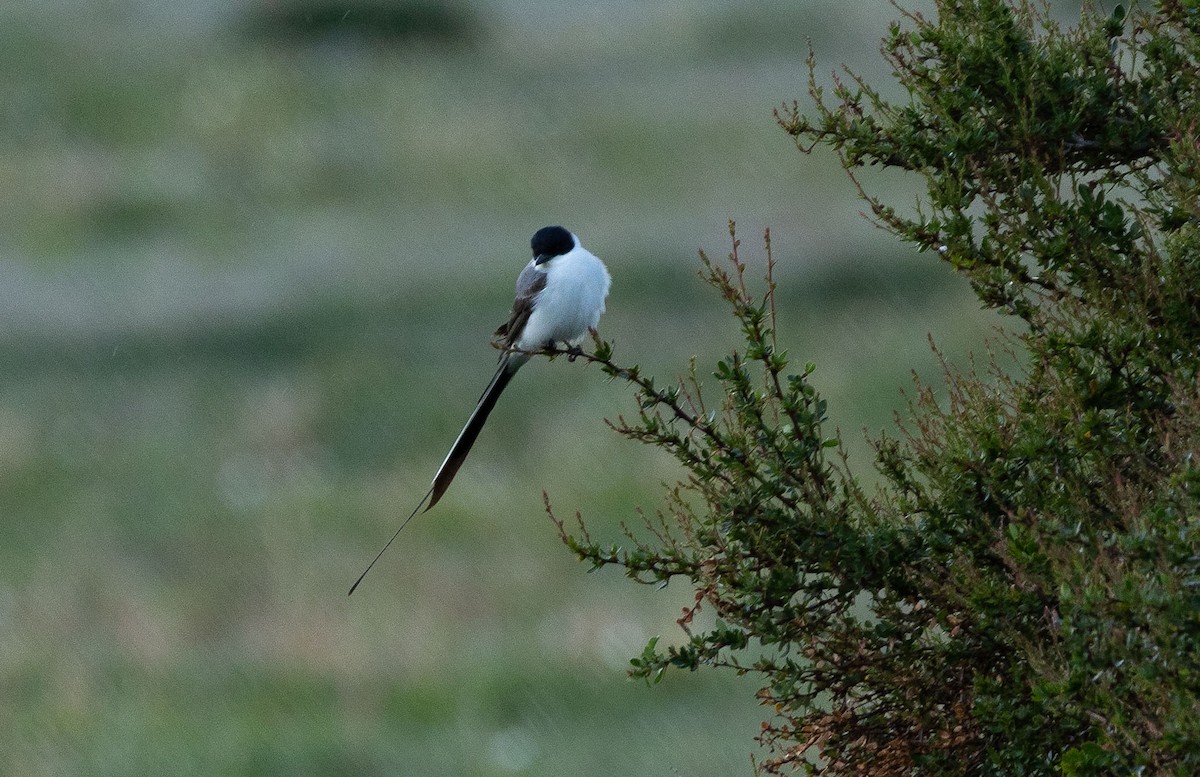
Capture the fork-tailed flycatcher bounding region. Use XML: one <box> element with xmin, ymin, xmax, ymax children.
<box><xmin>349</xmin><ymin>226</ymin><xmax>611</xmax><ymax>594</ymax></box>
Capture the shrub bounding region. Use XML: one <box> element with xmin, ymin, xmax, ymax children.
<box><xmin>552</xmin><ymin>2</ymin><xmax>1200</xmax><ymax>773</ymax></box>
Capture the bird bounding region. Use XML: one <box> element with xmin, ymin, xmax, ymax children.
<box><xmin>349</xmin><ymin>226</ymin><xmax>611</xmax><ymax>595</ymax></box>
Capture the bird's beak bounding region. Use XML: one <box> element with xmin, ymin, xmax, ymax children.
<box><xmin>534</xmin><ymin>253</ymin><xmax>552</xmax><ymax>266</ymax></box>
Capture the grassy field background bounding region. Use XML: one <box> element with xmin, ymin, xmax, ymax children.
<box><xmin>0</xmin><ymin>1</ymin><xmax>1019</xmax><ymax>774</ymax></box>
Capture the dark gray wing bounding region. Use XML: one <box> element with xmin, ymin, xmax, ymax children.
<box><xmin>513</xmin><ymin>260</ymin><xmax>543</xmax><ymax>298</ymax></box>
<box><xmin>493</xmin><ymin>264</ymin><xmax>546</xmax><ymax>350</ymax></box>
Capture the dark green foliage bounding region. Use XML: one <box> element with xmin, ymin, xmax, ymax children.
<box><xmin>552</xmin><ymin>2</ymin><xmax>1200</xmax><ymax>774</ymax></box>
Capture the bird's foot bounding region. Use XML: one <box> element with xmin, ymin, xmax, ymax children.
<box><xmin>565</xmin><ymin>343</ymin><xmax>584</xmax><ymax>362</ymax></box>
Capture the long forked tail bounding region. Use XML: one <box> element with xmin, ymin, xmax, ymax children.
<box><xmin>348</xmin><ymin>357</ymin><xmax>519</xmax><ymax>595</ymax></box>
<box><xmin>427</xmin><ymin>358</ymin><xmax>519</xmax><ymax>510</ymax></box>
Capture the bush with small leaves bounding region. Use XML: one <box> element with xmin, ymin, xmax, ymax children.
<box><xmin>552</xmin><ymin>2</ymin><xmax>1199</xmax><ymax>774</ymax></box>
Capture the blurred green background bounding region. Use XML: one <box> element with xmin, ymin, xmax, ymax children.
<box><xmin>0</xmin><ymin>1</ymin><xmax>1006</xmax><ymax>774</ymax></box>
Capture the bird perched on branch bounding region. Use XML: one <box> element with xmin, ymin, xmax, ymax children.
<box><xmin>350</xmin><ymin>226</ymin><xmax>611</xmax><ymax>594</ymax></box>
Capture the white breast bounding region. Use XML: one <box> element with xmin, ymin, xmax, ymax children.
<box><xmin>516</xmin><ymin>245</ymin><xmax>611</xmax><ymax>351</ymax></box>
